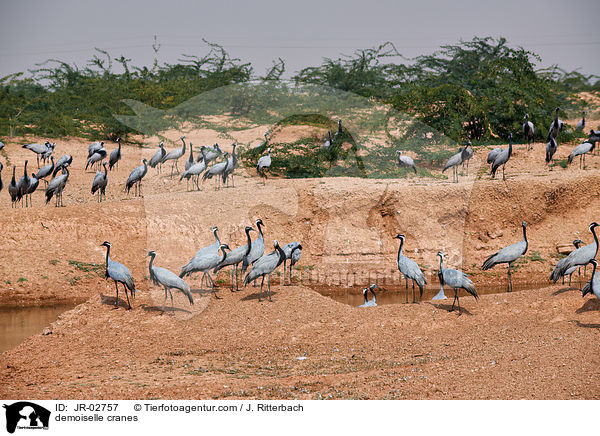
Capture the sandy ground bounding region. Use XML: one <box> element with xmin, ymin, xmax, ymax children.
<box><xmin>0</xmin><ymin>130</ymin><xmax>599</xmax><ymax>399</ymax></box>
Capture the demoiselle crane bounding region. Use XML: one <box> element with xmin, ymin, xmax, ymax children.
<box><xmin>482</xmin><ymin>221</ymin><xmax>528</xmax><ymax>292</ymax></box>
<box><xmin>242</xmin><ymin>240</ymin><xmax>286</xmax><ymax>302</ymax></box>
<box><xmin>147</xmin><ymin>250</ymin><xmax>193</xmax><ymax>313</ymax></box>
<box><xmin>394</xmin><ymin>233</ymin><xmax>426</xmax><ymax>303</ymax></box>
<box><xmin>100</xmin><ymin>241</ymin><xmax>138</xmax><ymax>310</ymax></box>
<box><xmin>437</xmin><ymin>251</ymin><xmax>478</xmax><ymax>314</ymax></box>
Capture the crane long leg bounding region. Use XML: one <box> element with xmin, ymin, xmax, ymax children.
<box><xmin>289</xmin><ymin>263</ymin><xmax>293</xmax><ymax>285</ymax></box>
<box><xmin>114</xmin><ymin>281</ymin><xmax>120</xmax><ymax>306</ymax></box>
<box><xmin>405</xmin><ymin>276</ymin><xmax>409</xmax><ymax>303</ymax></box>
<box><xmin>507</xmin><ymin>264</ymin><xmax>512</xmax><ymax>292</ymax></box>
<box><xmin>451</xmin><ymin>290</ymin><xmax>457</xmax><ymax>311</ymax></box>
<box><xmin>268</xmin><ymin>273</ymin><xmax>272</xmax><ymax>301</ymax></box>
<box><xmin>124</xmin><ymin>286</ymin><xmax>131</xmax><ymax>310</ymax></box>
<box><xmin>412</xmin><ymin>280</ymin><xmax>416</xmax><ymax>304</ymax></box>
<box><xmin>258</xmin><ymin>275</ymin><xmax>265</xmax><ymax>302</ymax></box>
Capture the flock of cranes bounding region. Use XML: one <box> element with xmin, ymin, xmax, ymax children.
<box><xmin>397</xmin><ymin>108</ymin><xmax>599</xmax><ymax>184</ymax></box>
<box><xmin>1</xmin><ymin>109</ymin><xmax>599</xmax><ymax>316</ymax></box>
<box><xmin>101</xmin><ymin>219</ymin><xmax>302</xmax><ymax>311</ymax></box>
<box><xmin>0</xmin><ymin>108</ymin><xmax>597</xmax><ymax>207</ymax></box>
<box><xmin>353</xmin><ymin>219</ymin><xmax>599</xmax><ymax>315</ymax></box>
<box><xmin>0</xmin><ymin>135</ymin><xmax>250</xmax><ymax>207</ymax></box>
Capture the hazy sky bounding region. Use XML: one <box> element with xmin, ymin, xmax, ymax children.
<box><xmin>1</xmin><ymin>0</ymin><xmax>599</xmax><ymax>79</ymax></box>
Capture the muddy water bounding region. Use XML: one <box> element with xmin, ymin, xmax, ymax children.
<box><xmin>0</xmin><ymin>305</ymin><xmax>76</xmax><ymax>352</ymax></box>
<box><xmin>314</xmin><ymin>282</ymin><xmax>552</xmax><ymax>307</ymax></box>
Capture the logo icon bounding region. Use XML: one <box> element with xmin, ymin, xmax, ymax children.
<box><xmin>3</xmin><ymin>402</ymin><xmax>50</xmax><ymax>433</ymax></box>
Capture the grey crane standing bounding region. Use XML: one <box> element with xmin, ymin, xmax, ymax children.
<box><xmin>256</xmin><ymin>148</ymin><xmax>271</xmax><ymax>184</ymax></box>
<box><xmin>213</xmin><ymin>226</ymin><xmax>255</xmax><ymax>291</ymax></box>
<box><xmin>17</xmin><ymin>161</ymin><xmax>30</xmax><ymax>207</ymax></box>
<box><xmin>394</xmin><ymin>233</ymin><xmax>427</xmax><ymax>303</ymax></box>
<box><xmin>149</xmin><ymin>142</ymin><xmax>166</xmax><ymax>174</ymax></box>
<box><xmin>582</xmin><ymin>259</ymin><xmax>600</xmax><ymax>301</ymax></box>
<box><xmin>52</xmin><ymin>154</ymin><xmax>72</xmax><ymax>176</ymax></box>
<box><xmin>243</xmin><ymin>240</ymin><xmax>286</xmax><ymax>302</ymax></box>
<box><xmin>35</xmin><ymin>156</ymin><xmax>54</xmax><ymax>186</ymax></box>
<box><xmin>241</xmin><ymin>219</ymin><xmax>265</xmax><ymax>278</ymax></box>
<box><xmin>202</xmin><ymin>153</ymin><xmax>229</xmax><ymax>190</ymax></box>
<box><xmin>395</xmin><ymin>150</ymin><xmax>417</xmax><ymax>174</ymax></box>
<box><xmin>545</xmin><ymin>135</ymin><xmax>558</xmax><ymax>167</ymax></box>
<box><xmin>147</xmin><ymin>250</ymin><xmax>193</xmax><ymax>313</ymax></box>
<box><xmin>25</xmin><ymin>172</ymin><xmax>39</xmax><ymax>207</ymax></box>
<box><xmin>86</xmin><ymin>147</ymin><xmax>107</xmax><ymax>170</ymax></box>
<box><xmin>125</xmin><ymin>158</ymin><xmax>148</xmax><ymax>196</ymax></box>
<box><xmin>358</xmin><ymin>284</ymin><xmax>378</xmax><ymax>307</ymax></box>
<box><xmin>180</xmin><ymin>243</ymin><xmax>230</xmax><ymax>299</ymax></box>
<box><xmin>108</xmin><ymin>137</ymin><xmax>122</xmax><ymax>171</ymax></box>
<box><xmin>563</xmin><ymin>239</ymin><xmax>584</xmax><ymax>286</ymax></box>
<box><xmin>162</xmin><ymin>136</ymin><xmax>186</xmax><ymax>176</ymax></box>
<box><xmin>491</xmin><ymin>133</ymin><xmax>513</xmax><ymax>180</ymax></box>
<box><xmin>178</xmin><ymin>226</ymin><xmax>221</xmax><ymax>289</ymax></box>
<box><xmin>22</xmin><ymin>141</ymin><xmax>51</xmax><ymax>168</ymax></box>
<box><xmin>576</xmin><ymin>111</ymin><xmax>586</xmax><ymax>131</ymax></box>
<box><xmin>482</xmin><ymin>221</ymin><xmax>528</xmax><ymax>292</ymax></box>
<box><xmin>185</xmin><ymin>142</ymin><xmax>194</xmax><ymax>171</ymax></box>
<box><xmin>461</xmin><ymin>142</ymin><xmax>473</xmax><ymax>175</ymax></box>
<box><xmin>548</xmin><ymin>107</ymin><xmax>564</xmax><ymax>140</ymax></box>
<box><xmin>45</xmin><ymin>167</ymin><xmax>69</xmax><ymax>207</ymax></box>
<box><xmin>550</xmin><ymin>222</ymin><xmax>599</xmax><ymax>285</ymax></box>
<box><xmin>523</xmin><ymin>114</ymin><xmax>535</xmax><ymax>150</ymax></box>
<box><xmin>180</xmin><ymin>157</ymin><xmax>206</xmax><ymax>191</ymax></box>
<box><xmin>281</xmin><ymin>242</ymin><xmax>302</xmax><ymax>285</ymax></box>
<box><xmin>437</xmin><ymin>251</ymin><xmax>478</xmax><ymax>314</ymax></box>
<box><xmin>222</xmin><ymin>143</ymin><xmax>238</xmax><ymax>187</ymax></box>
<box><xmin>442</xmin><ymin>147</ymin><xmax>468</xmax><ymax>183</ymax></box>
<box><xmin>100</xmin><ymin>241</ymin><xmax>137</xmax><ymax>310</ymax></box>
<box><xmin>568</xmin><ymin>141</ymin><xmax>595</xmax><ymax>168</ymax></box>
<box><xmin>8</xmin><ymin>167</ymin><xmax>18</xmax><ymax>207</ymax></box>
<box><xmin>91</xmin><ymin>162</ymin><xmax>108</xmax><ymax>202</ymax></box>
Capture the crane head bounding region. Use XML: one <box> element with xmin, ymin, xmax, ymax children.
<box><xmin>245</xmin><ymin>226</ymin><xmax>255</xmax><ymax>233</ymax></box>
<box><xmin>362</xmin><ymin>288</ymin><xmax>368</xmax><ymax>297</ymax></box>
<box><xmin>146</xmin><ymin>250</ymin><xmax>156</xmax><ymax>258</ymax></box>
<box><xmin>256</xmin><ymin>218</ymin><xmax>263</xmax><ymax>227</ymax></box>
<box><xmin>369</xmin><ymin>283</ymin><xmax>378</xmax><ymax>290</ymax></box>
<box><xmin>555</xmin><ymin>107</ymin><xmax>560</xmax><ymax>112</ymax></box>
<box><xmin>522</xmin><ymin>221</ymin><xmax>527</xmax><ymax>228</ymax></box>
<box><xmin>116</xmin><ymin>137</ymin><xmax>121</xmax><ymax>142</ymax></box>
<box><xmin>100</xmin><ymin>241</ymin><xmax>111</xmax><ymax>248</ymax></box>
<box><xmin>394</xmin><ymin>233</ymin><xmax>405</xmax><ymax>240</ymax></box>
<box><xmin>219</xmin><ymin>244</ymin><xmax>230</xmax><ymax>252</ymax></box>
<box><xmin>437</xmin><ymin>251</ymin><xmax>444</xmax><ymax>258</ymax></box>
<box><xmin>573</xmin><ymin>239</ymin><xmax>584</xmax><ymax>248</ymax></box>
<box><xmin>273</xmin><ymin>240</ymin><xmax>280</xmax><ymax>248</ymax></box>
<box><xmin>589</xmin><ymin>222</ymin><xmax>599</xmax><ymax>232</ymax></box>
